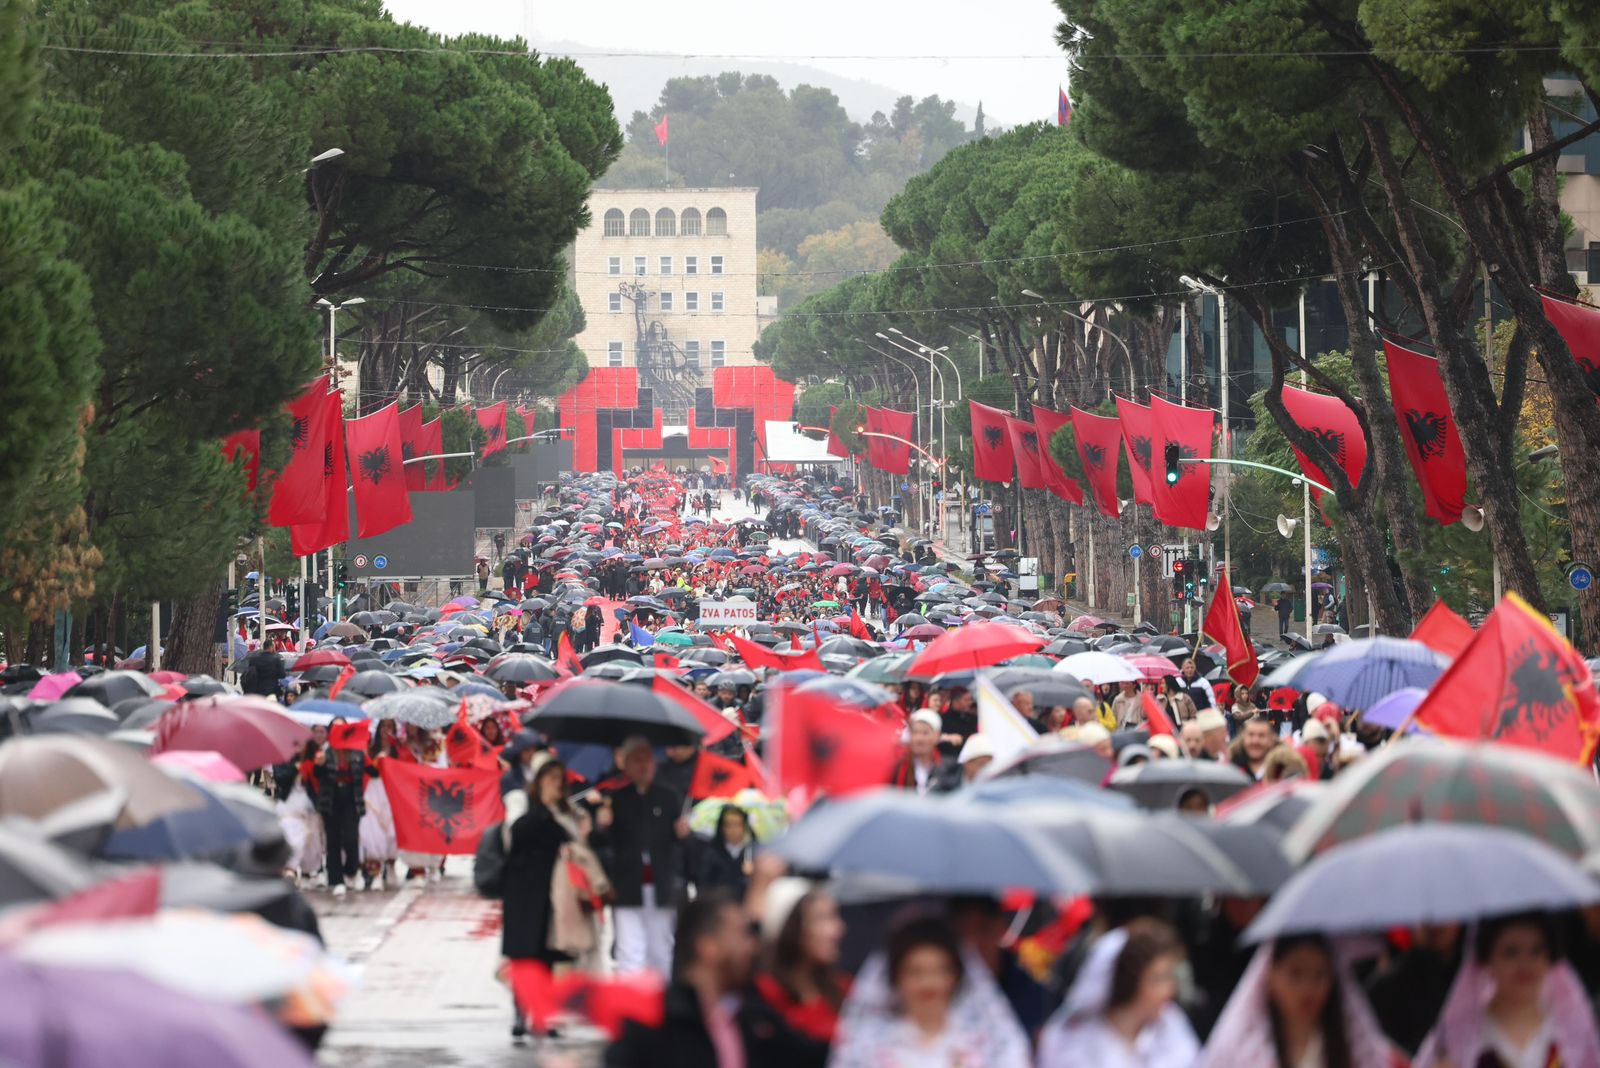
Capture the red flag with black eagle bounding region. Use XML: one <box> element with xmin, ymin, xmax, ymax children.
<box><xmin>969</xmin><ymin>401</ymin><xmax>1016</xmax><ymax>483</ymax></box>
<box><xmin>399</xmin><ymin>404</ymin><xmax>427</xmax><ymax>492</ymax></box>
<box><xmin>268</xmin><ymin>376</ymin><xmax>333</xmax><ymax>526</ymax></box>
<box><xmin>688</xmin><ymin>749</ymin><xmax>765</xmax><ymax>799</ymax></box>
<box><xmin>289</xmin><ymin>389</ymin><xmax>348</xmax><ymax>556</ymax></box>
<box><xmin>1005</xmin><ymin>415</ymin><xmax>1046</xmax><ymax>490</ymax></box>
<box><xmin>651</xmin><ymin>676</ymin><xmax>737</xmax><ymax>745</ymax></box>
<box><xmin>419</xmin><ymin>417</ymin><xmax>447</xmax><ymax>491</ymax></box>
<box><xmin>1413</xmin><ymin>592</ymin><xmax>1600</xmax><ymax>764</ymax></box>
<box><xmin>1031</xmin><ymin>406</ymin><xmax>1085</xmax><ymax>505</ymax></box>
<box><xmin>1538</xmin><ymin>293</ymin><xmax>1600</xmax><ymax>400</ymax></box>
<box><xmin>1280</xmin><ymin>385</ymin><xmax>1366</xmax><ymax>516</ymax></box>
<box><xmin>1149</xmin><ymin>397</ymin><xmax>1214</xmax><ymax>530</ymax></box>
<box><xmin>476</xmin><ymin>400</ymin><xmax>508</xmax><ymax>459</ymax></box>
<box><xmin>221</xmin><ymin>430</ymin><xmax>261</xmax><ymax>492</ymax></box>
<box><xmin>1115</xmin><ymin>397</ymin><xmax>1157</xmax><ymax>505</ymax></box>
<box><xmin>1201</xmin><ymin>565</ymin><xmax>1259</xmax><ymax>688</ymax></box>
<box><xmin>345</xmin><ymin>401</ymin><xmax>413</xmax><ymax>539</ymax></box>
<box><xmin>769</xmin><ymin>686</ymin><xmax>900</xmax><ymax>802</ymax></box>
<box><xmin>556</xmin><ymin>632</ymin><xmax>583</xmax><ymax>677</ymax></box>
<box><xmin>445</xmin><ymin>702</ymin><xmax>501</xmax><ymax>770</ymax></box>
<box><xmin>1383</xmin><ymin>340</ymin><xmax>1467</xmax><ymax>525</ymax></box>
<box><xmin>378</xmin><ymin>759</ymin><xmax>504</xmax><ymax>854</ymax></box>
<box><xmin>1070</xmin><ymin>406</ymin><xmax>1125</xmax><ymax>518</ymax></box>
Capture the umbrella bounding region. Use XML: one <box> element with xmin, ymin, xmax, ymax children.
<box><xmin>1174</xmin><ymin>817</ymin><xmax>1295</xmax><ymax>894</ymax></box>
<box><xmin>27</xmin><ymin>672</ymin><xmax>83</xmax><ymax>702</ymax></box>
<box><xmin>1126</xmin><ymin>655</ymin><xmax>1181</xmax><ymax>679</ymax></box>
<box><xmin>363</xmin><ymin>689</ymin><xmax>459</xmax><ymax>730</ymax></box>
<box><xmin>114</xmin><ymin>698</ymin><xmax>177</xmax><ymax>731</ymax></box>
<box><xmin>151</xmin><ymin>697</ymin><xmax>311</xmax><ymax>772</ymax></box>
<box><xmin>0</xmin><ymin>954</ymin><xmax>320</xmax><ymax>1068</ymax></box>
<box><xmin>1041</xmin><ymin>638</ymin><xmax>1091</xmax><ymax>657</ymax></box>
<box><xmin>845</xmin><ymin>653</ymin><xmax>915</xmax><ymax>685</ymax></box>
<box><xmin>907</xmin><ymin>622</ymin><xmax>1044</xmax><ymax>677</ymax></box>
<box><xmin>773</xmin><ymin>790</ymin><xmax>1094</xmax><ymax>896</ymax></box>
<box><xmin>484</xmin><ymin>655</ymin><xmax>560</xmax><ymax>684</ymax></box>
<box><xmin>581</xmin><ymin>644</ymin><xmax>646</xmax><ymax>668</ymax></box>
<box><xmin>1055</xmin><ymin>651</ymin><xmax>1143</xmax><ymax>686</ymax></box>
<box><xmin>99</xmin><ymin>781</ymin><xmax>256</xmax><ymax>861</ymax></box>
<box><xmin>984</xmin><ymin>737</ymin><xmax>1113</xmax><ymax>786</ymax></box>
<box><xmin>0</xmin><ymin>822</ymin><xmax>95</xmax><ymax>907</ymax></box>
<box><xmin>149</xmin><ymin>750</ymin><xmax>246</xmax><ymax>784</ymax></box>
<box><xmin>1216</xmin><ymin>779</ymin><xmax>1328</xmax><ymax>837</ymax></box>
<box><xmin>65</xmin><ymin>670</ymin><xmax>163</xmax><ymax>708</ymax></box>
<box><xmin>341</xmin><ymin>670</ymin><xmax>405</xmax><ymax>698</ymax></box>
<box><xmin>1260</xmin><ymin>582</ymin><xmax>1293</xmax><ymax>594</ymax></box>
<box><xmin>30</xmin><ymin>698</ymin><xmax>121</xmax><ymax>736</ymax></box>
<box><xmin>1106</xmin><ymin>760</ymin><xmax>1255</xmax><ymax>809</ymax></box>
<box><xmin>1270</xmin><ymin>637</ymin><xmax>1447</xmax><ymax>709</ymax></box>
<box><xmin>178</xmin><ymin>676</ymin><xmax>231</xmax><ymax>698</ymax></box>
<box><xmin>1014</xmin><ymin>804</ymin><xmax>1259</xmax><ymax>897</ymax></box>
<box><xmin>324</xmin><ymin>621</ymin><xmax>366</xmax><ymax>640</ymax></box>
<box><xmin>522</xmin><ymin>679</ymin><xmax>705</xmax><ymax>747</ymax></box>
<box><xmin>1360</xmin><ymin>686</ymin><xmax>1427</xmax><ymax>731</ymax></box>
<box><xmin>1245</xmin><ymin>824</ymin><xmax>1600</xmax><ymax>943</ymax></box>
<box><xmin>1281</xmin><ymin>739</ymin><xmax>1600</xmax><ymax>861</ymax></box>
<box><xmin>899</xmin><ymin>623</ymin><xmax>947</xmax><ymax>641</ymax></box>
<box><xmin>980</xmin><ymin>668</ymin><xmax>1090</xmax><ymax>710</ymax></box>
<box><xmin>0</xmin><ymin>735</ymin><xmax>205</xmax><ymax>829</ymax></box>
<box><xmin>960</xmin><ymin>776</ymin><xmax>1134</xmax><ymax>810</ymax></box>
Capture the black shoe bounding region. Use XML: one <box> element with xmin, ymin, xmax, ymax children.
<box><xmin>511</xmin><ymin>1018</ymin><xmax>527</xmax><ymax>1045</ymax></box>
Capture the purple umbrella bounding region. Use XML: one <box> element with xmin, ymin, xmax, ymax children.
<box><xmin>1363</xmin><ymin>686</ymin><xmax>1427</xmax><ymax>731</ymax></box>
<box><xmin>0</xmin><ymin>955</ymin><xmax>315</xmax><ymax>1067</ymax></box>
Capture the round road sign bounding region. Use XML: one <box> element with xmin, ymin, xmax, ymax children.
<box><xmin>1129</xmin><ymin>544</ymin><xmax>1143</xmax><ymax>560</ymax></box>
<box><xmin>373</xmin><ymin>555</ymin><xmax>389</xmax><ymax>570</ymax></box>
<box><xmin>1569</xmin><ymin>563</ymin><xmax>1594</xmax><ymax>592</ymax></box>
<box><xmin>352</xmin><ymin>554</ymin><xmax>368</xmax><ymax>568</ymax></box>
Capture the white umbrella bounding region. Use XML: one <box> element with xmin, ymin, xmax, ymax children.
<box><xmin>1053</xmin><ymin>651</ymin><xmax>1143</xmax><ymax>686</ymax></box>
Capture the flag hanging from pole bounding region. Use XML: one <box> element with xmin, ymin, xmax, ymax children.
<box><xmin>1058</xmin><ymin>87</ymin><xmax>1073</xmax><ymax>126</ymax></box>
<box><xmin>1201</xmin><ymin>566</ymin><xmax>1259</xmax><ymax>688</ymax></box>
<box><xmin>268</xmin><ymin>376</ymin><xmax>333</xmax><ymax>526</ymax></box>
<box><xmin>655</xmin><ymin>114</ymin><xmax>669</xmax><ymax>146</ymax></box>
<box><xmin>345</xmin><ymin>401</ymin><xmax>413</xmax><ymax>539</ymax></box>
<box><xmin>968</xmin><ymin>401</ymin><xmax>1015</xmax><ymax>483</ymax></box>
<box><xmin>289</xmin><ymin>389</ymin><xmax>348</xmax><ymax>556</ymax></box>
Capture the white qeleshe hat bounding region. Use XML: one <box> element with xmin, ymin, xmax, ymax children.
<box><xmin>910</xmin><ymin>709</ymin><xmax>942</xmax><ymax>733</ymax></box>
<box><xmin>958</xmin><ymin>734</ymin><xmax>995</xmax><ymax>765</ymax></box>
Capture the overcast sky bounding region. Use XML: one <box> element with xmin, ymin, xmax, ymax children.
<box><xmin>382</xmin><ymin>0</ymin><xmax>1070</xmax><ymax>127</ymax></box>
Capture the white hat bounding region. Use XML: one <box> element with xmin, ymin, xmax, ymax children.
<box><xmin>1305</xmin><ymin>692</ymin><xmax>1328</xmax><ymax>714</ymax></box>
<box><xmin>910</xmin><ymin>708</ymin><xmax>942</xmax><ymax>733</ymax></box>
<box><xmin>958</xmin><ymin>734</ymin><xmax>995</xmax><ymax>765</ymax></box>
<box><xmin>760</xmin><ymin>876</ymin><xmax>816</xmax><ymax>941</ymax></box>
<box><xmin>1076</xmin><ymin>723</ymin><xmax>1112</xmax><ymax>747</ymax></box>
<box><xmin>1301</xmin><ymin>718</ymin><xmax>1330</xmax><ymax>743</ymax></box>
<box><xmin>1196</xmin><ymin>709</ymin><xmax>1228</xmax><ymax>733</ymax></box>
<box><xmin>1148</xmin><ymin>734</ymin><xmax>1181</xmax><ymax>759</ymax></box>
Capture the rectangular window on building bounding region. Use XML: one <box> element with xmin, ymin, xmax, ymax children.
<box><xmin>608</xmin><ymin>292</ymin><xmax>622</xmax><ymax>314</ymax></box>
<box><xmin>710</xmin><ymin>340</ymin><xmax>726</xmax><ymax>367</ymax></box>
<box><xmin>685</xmin><ymin>256</ymin><xmax>698</xmax><ymax>275</ymax></box>
<box><xmin>659</xmin><ymin>291</ymin><xmax>674</xmax><ymax>312</ymax></box>
<box><xmin>711</xmin><ymin>291</ymin><xmax>724</xmax><ymax>312</ymax></box>
<box><xmin>634</xmin><ymin>256</ymin><xmax>647</xmax><ymax>276</ymax></box>
<box><xmin>711</xmin><ymin>255</ymin><xmax>724</xmax><ymax>275</ymax></box>
<box><xmin>685</xmin><ymin>291</ymin><xmax>699</xmax><ymax>312</ymax></box>
<box><xmin>659</xmin><ymin>256</ymin><xmax>673</xmax><ymax>276</ymax></box>
<box><xmin>684</xmin><ymin>340</ymin><xmax>700</xmax><ymax>369</ymax></box>
<box><xmin>607</xmin><ymin>341</ymin><xmax>624</xmax><ymax>367</ymax></box>
<box><xmin>608</xmin><ymin>256</ymin><xmax>621</xmax><ymax>276</ymax></box>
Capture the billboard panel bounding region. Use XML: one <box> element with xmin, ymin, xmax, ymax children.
<box><xmin>346</xmin><ymin>489</ymin><xmax>475</xmax><ymax>577</ymax></box>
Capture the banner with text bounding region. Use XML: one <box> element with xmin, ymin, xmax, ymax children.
<box><xmin>697</xmin><ymin>599</ymin><xmax>759</xmax><ymax>628</ymax></box>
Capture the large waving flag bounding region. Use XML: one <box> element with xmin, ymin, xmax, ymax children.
<box><xmin>1410</xmin><ymin>599</ymin><xmax>1475</xmax><ymax>659</ymax></box>
<box><xmin>1280</xmin><ymin>385</ymin><xmax>1366</xmax><ymax>513</ymax></box>
<box><xmin>378</xmin><ymin>759</ymin><xmax>504</xmax><ymax>855</ymax></box>
<box><xmin>268</xmin><ymin>376</ymin><xmax>334</xmax><ymax>526</ymax></box>
<box><xmin>1150</xmin><ymin>397</ymin><xmax>1215</xmax><ymax>530</ymax></box>
<box><xmin>1032</xmin><ymin>405</ymin><xmax>1085</xmax><ymax>505</ymax></box>
<box><xmin>1115</xmin><ymin>397</ymin><xmax>1157</xmax><ymax>505</ymax></box>
<box><xmin>345</xmin><ymin>401</ymin><xmax>413</xmax><ymax>538</ymax></box>
<box><xmin>973</xmin><ymin>675</ymin><xmax>1039</xmax><ymax>764</ymax></box>
<box><xmin>288</xmin><ymin>389</ymin><xmax>349</xmax><ymax>556</ymax></box>
<box><xmin>969</xmin><ymin>401</ymin><xmax>1015</xmax><ymax>483</ymax></box>
<box><xmin>1005</xmin><ymin>415</ymin><xmax>1047</xmax><ymax>490</ymax></box>
<box><xmin>1383</xmin><ymin>341</ymin><xmax>1467</xmax><ymax>525</ymax></box>
<box><xmin>1070</xmin><ymin>406</ymin><xmax>1125</xmax><ymax>518</ymax></box>
<box><xmin>1201</xmin><ymin>565</ymin><xmax>1258</xmax><ymax>688</ymax></box>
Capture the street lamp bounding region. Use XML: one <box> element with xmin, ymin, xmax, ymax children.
<box><xmin>307</xmin><ymin>147</ymin><xmax>346</xmax><ymax>168</ymax></box>
<box><xmin>1179</xmin><ymin>276</ymin><xmax>1233</xmax><ymax>586</ymax></box>
<box><xmin>861</xmin><ymin>339</ymin><xmax>931</xmax><ymax>532</ymax></box>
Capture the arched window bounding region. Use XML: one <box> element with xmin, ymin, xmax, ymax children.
<box><xmin>629</xmin><ymin>208</ymin><xmax>651</xmax><ymax>237</ymax></box>
<box><xmin>680</xmin><ymin>207</ymin><xmax>702</xmax><ymax>236</ymax></box>
<box><xmin>705</xmin><ymin>207</ymin><xmax>727</xmax><ymax>236</ymax></box>
<box><xmin>655</xmin><ymin>208</ymin><xmax>676</xmax><ymax>237</ymax></box>
<box><xmin>603</xmin><ymin>208</ymin><xmax>625</xmax><ymax>237</ymax></box>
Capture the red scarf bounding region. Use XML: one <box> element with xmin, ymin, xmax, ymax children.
<box><xmin>752</xmin><ymin>973</ymin><xmax>847</xmax><ymax>1042</ymax></box>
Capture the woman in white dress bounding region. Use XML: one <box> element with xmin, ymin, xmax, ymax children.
<box><xmin>276</xmin><ymin>742</ymin><xmax>325</xmax><ymax>884</ymax></box>
<box><xmin>1037</xmin><ymin>919</ymin><xmax>1200</xmax><ymax>1068</ymax></box>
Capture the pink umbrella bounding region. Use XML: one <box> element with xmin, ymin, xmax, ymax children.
<box><xmin>147</xmin><ymin>671</ymin><xmax>187</xmax><ymax>685</ymax></box>
<box><xmin>149</xmin><ymin>750</ymin><xmax>246</xmax><ymax>784</ymax></box>
<box><xmin>27</xmin><ymin>672</ymin><xmax>82</xmax><ymax>702</ymax></box>
<box><xmin>1126</xmin><ymin>655</ymin><xmax>1181</xmax><ymax>679</ymax></box>
<box><xmin>150</xmin><ymin>697</ymin><xmax>310</xmax><ymax>772</ymax></box>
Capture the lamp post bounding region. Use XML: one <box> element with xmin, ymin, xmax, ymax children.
<box><xmin>860</xmin><ymin>340</ymin><xmax>928</xmax><ymax>529</ymax></box>
<box><xmin>878</xmin><ymin>331</ymin><xmax>948</xmax><ymax>536</ymax></box>
<box><xmin>1180</xmin><ymin>277</ymin><xmax>1231</xmax><ymax>587</ymax></box>
<box><xmin>316</xmin><ymin>296</ymin><xmax>366</xmax><ymax>391</ymax></box>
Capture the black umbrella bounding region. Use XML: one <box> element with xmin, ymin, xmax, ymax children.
<box><xmin>0</xmin><ymin>822</ymin><xmax>95</xmax><ymax>907</ymax></box>
<box><xmin>521</xmin><ymin>680</ymin><xmax>705</xmax><ymax>746</ymax></box>
<box><xmin>32</xmin><ymin>698</ymin><xmax>121</xmax><ymax>737</ymax></box>
<box><xmin>818</xmin><ymin>636</ymin><xmax>880</xmax><ymax>660</ymax></box>
<box><xmin>179</xmin><ymin>676</ymin><xmax>231</xmax><ymax>698</ymax></box>
<box><xmin>343</xmin><ymin>670</ymin><xmax>406</xmax><ymax>698</ymax></box>
<box><xmin>987</xmin><ymin>737</ymin><xmax>1113</xmax><ymax>785</ymax></box>
<box><xmin>1042</xmin><ymin>638</ymin><xmax>1091</xmax><ymax>658</ymax></box>
<box><xmin>981</xmin><ymin>668</ymin><xmax>1090</xmax><ymax>710</ymax></box>
<box><xmin>65</xmin><ymin>670</ymin><xmax>163</xmax><ymax>708</ymax></box>
<box><xmin>1107</xmin><ymin>760</ymin><xmax>1254</xmax><ymax>810</ymax></box>
<box><xmin>581</xmin><ymin>644</ymin><xmax>645</xmax><ymax>668</ymax></box>
<box><xmin>484</xmin><ymin>655</ymin><xmax>559</xmax><ymax>684</ymax></box>
<box><xmin>115</xmin><ymin>698</ymin><xmax>177</xmax><ymax>730</ymax></box>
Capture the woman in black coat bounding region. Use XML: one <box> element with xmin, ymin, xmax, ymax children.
<box><xmin>502</xmin><ymin>752</ymin><xmax>572</xmax><ymax>1042</ymax></box>
<box><xmin>695</xmin><ymin>805</ymin><xmax>756</xmax><ymax>897</ymax></box>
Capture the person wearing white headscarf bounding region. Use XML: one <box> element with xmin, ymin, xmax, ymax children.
<box><xmin>1415</xmin><ymin>913</ymin><xmax>1600</xmax><ymax>1068</ymax></box>
<box><xmin>1037</xmin><ymin>920</ymin><xmax>1200</xmax><ymax>1068</ymax></box>
<box><xmin>1197</xmin><ymin>935</ymin><xmax>1398</xmax><ymax>1068</ymax></box>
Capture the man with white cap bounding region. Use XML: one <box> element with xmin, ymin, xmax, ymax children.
<box><xmin>888</xmin><ymin>708</ymin><xmax>958</xmax><ymax>794</ymax></box>
<box><xmin>1195</xmin><ymin>709</ymin><xmax>1230</xmax><ymax>761</ymax></box>
<box><xmin>957</xmin><ymin>733</ymin><xmax>995</xmax><ymax>783</ymax></box>
<box><xmin>1074</xmin><ymin>722</ymin><xmax>1115</xmax><ymax>762</ymax></box>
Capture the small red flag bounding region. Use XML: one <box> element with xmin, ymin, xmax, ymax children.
<box><xmin>1383</xmin><ymin>341</ymin><xmax>1467</xmax><ymax>525</ymax></box>
<box><xmin>1140</xmin><ymin>690</ymin><xmax>1176</xmax><ymax>738</ymax></box>
<box><xmin>849</xmin><ymin>609</ymin><xmax>871</xmax><ymax>640</ymax></box>
<box><xmin>770</xmin><ymin>687</ymin><xmax>900</xmax><ymax>802</ymax></box>
<box><xmin>269</xmin><ymin>376</ymin><xmax>334</xmax><ymax>526</ymax></box>
<box><xmin>556</xmin><ymin>632</ymin><xmax>583</xmax><ymax>677</ymax></box>
<box><xmin>511</xmin><ymin>960</ymin><xmax>664</xmax><ymax>1040</ymax></box>
<box><xmin>326</xmin><ymin>663</ymin><xmax>357</xmax><ymax>700</ymax></box>
<box><xmin>654</xmin><ymin>113</ymin><xmax>669</xmax><ymax>146</ymax></box>
<box><xmin>727</xmin><ymin>633</ymin><xmax>824</xmax><ymax>672</ymax></box>
<box><xmin>346</xmin><ymin>401</ymin><xmax>413</xmax><ymax>538</ymax></box>
<box><xmin>221</xmin><ymin>429</ymin><xmax>261</xmax><ymax>492</ymax></box>
<box><xmin>1413</xmin><ymin>592</ymin><xmax>1600</xmax><ymax>764</ymax></box>
<box><xmin>445</xmin><ymin>702</ymin><xmax>501</xmax><ymax>770</ymax></box>
<box><xmin>329</xmin><ymin>720</ymin><xmax>370</xmax><ymax>751</ymax></box>
<box><xmin>653</xmin><ymin>650</ymin><xmax>681</xmax><ymax>670</ymax></box>
<box><xmin>688</xmin><ymin>749</ymin><xmax>763</xmax><ymax>799</ymax></box>
<box><xmin>651</xmin><ymin>676</ymin><xmax>736</xmax><ymax>745</ymax></box>
<box><xmin>377</xmin><ymin>759</ymin><xmax>504</xmax><ymax>855</ymax></box>
<box><xmin>289</xmin><ymin>390</ymin><xmax>349</xmax><ymax>556</ymax></box>
<box><xmin>1410</xmin><ymin>599</ymin><xmax>1474</xmax><ymax>659</ymax></box>
<box><xmin>1201</xmin><ymin>566</ymin><xmax>1259</xmax><ymax>689</ymax></box>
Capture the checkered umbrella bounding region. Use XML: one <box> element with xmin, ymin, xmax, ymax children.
<box><xmin>1281</xmin><ymin>739</ymin><xmax>1600</xmax><ymax>862</ymax></box>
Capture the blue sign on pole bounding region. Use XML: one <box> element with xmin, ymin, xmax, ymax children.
<box><xmin>1569</xmin><ymin>563</ymin><xmax>1593</xmax><ymax>592</ymax></box>
<box><xmin>1128</xmin><ymin>544</ymin><xmax>1143</xmax><ymax>560</ymax></box>
<box><xmin>373</xmin><ymin>555</ymin><xmax>389</xmax><ymax>571</ymax></box>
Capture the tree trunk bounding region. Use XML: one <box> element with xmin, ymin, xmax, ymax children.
<box><xmin>166</xmin><ymin>572</ymin><xmax>227</xmax><ymax>676</ymax></box>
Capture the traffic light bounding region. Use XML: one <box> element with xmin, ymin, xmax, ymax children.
<box><xmin>1164</xmin><ymin>443</ymin><xmax>1181</xmax><ymax>485</ymax></box>
<box><xmin>285</xmin><ymin>584</ymin><xmax>299</xmax><ymax>621</ymax></box>
<box><xmin>334</xmin><ymin>560</ymin><xmax>349</xmax><ymax>590</ymax></box>
<box><xmin>1194</xmin><ymin>557</ymin><xmax>1209</xmax><ymax>597</ymax></box>
<box><xmin>1172</xmin><ymin>558</ymin><xmax>1187</xmax><ymax>601</ymax></box>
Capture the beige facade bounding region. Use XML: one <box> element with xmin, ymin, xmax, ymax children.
<box><xmin>571</xmin><ymin>187</ymin><xmax>763</xmax><ymax>415</ymax></box>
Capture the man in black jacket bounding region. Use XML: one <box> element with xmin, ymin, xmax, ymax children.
<box><xmin>312</xmin><ymin>744</ymin><xmax>366</xmax><ymax>897</ymax></box>
<box><xmin>591</xmin><ymin>736</ymin><xmax>691</xmax><ymax>975</ymax></box>
<box><xmin>604</xmin><ymin>890</ymin><xmax>755</xmax><ymax>1068</ymax></box>
<box><xmin>240</xmin><ymin>647</ymin><xmax>286</xmax><ymax>699</ymax></box>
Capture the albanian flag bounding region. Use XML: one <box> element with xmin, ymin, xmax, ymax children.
<box><xmin>1280</xmin><ymin>385</ymin><xmax>1367</xmax><ymax>516</ymax></box>
<box><xmin>1383</xmin><ymin>341</ymin><xmax>1466</xmax><ymax>525</ymax></box>
<box><xmin>418</xmin><ymin>417</ymin><xmax>446</xmax><ymax>491</ymax></box>
<box><xmin>511</xmin><ymin>961</ymin><xmax>664</xmax><ymax>1040</ymax></box>
<box><xmin>1413</xmin><ymin>592</ymin><xmax>1600</xmax><ymax>765</ymax></box>
<box><xmin>825</xmin><ymin>405</ymin><xmax>850</xmax><ymax>459</ymax></box>
<box><xmin>769</xmin><ymin>687</ymin><xmax>900</xmax><ymax>803</ymax></box>
<box><xmin>289</xmin><ymin>389</ymin><xmax>349</xmax><ymax>556</ymax></box>
<box><xmin>1070</xmin><ymin>406</ymin><xmax>1125</xmax><ymax>518</ymax></box>
<box><xmin>476</xmin><ymin>400</ymin><xmax>508</xmax><ymax>458</ymax></box>
<box><xmin>651</xmin><ymin>676</ymin><xmax>736</xmax><ymax>745</ymax></box>
<box><xmin>969</xmin><ymin>401</ymin><xmax>1015</xmax><ymax>483</ymax></box>
<box><xmin>399</xmin><ymin>404</ymin><xmax>427</xmax><ymax>492</ymax></box>
<box><xmin>727</xmin><ymin>633</ymin><xmax>824</xmax><ymax>672</ymax></box>
<box><xmin>345</xmin><ymin>401</ymin><xmax>413</xmax><ymax>539</ymax></box>
<box><xmin>1201</xmin><ymin>566</ymin><xmax>1258</xmax><ymax>688</ymax></box>
<box><xmin>1150</xmin><ymin>397</ymin><xmax>1215</xmax><ymax>531</ymax></box>
<box><xmin>874</xmin><ymin>407</ymin><xmax>915</xmax><ymax>475</ymax></box>
<box><xmin>1539</xmin><ymin>294</ymin><xmax>1600</xmax><ymax>399</ymax></box>
<box><xmin>1115</xmin><ymin>397</ymin><xmax>1157</xmax><ymax>505</ymax></box>
<box><xmin>1410</xmin><ymin>599</ymin><xmax>1475</xmax><ymax>659</ymax></box>
<box><xmin>221</xmin><ymin>429</ymin><xmax>261</xmax><ymax>492</ymax></box>
<box><xmin>1005</xmin><ymin>416</ymin><xmax>1047</xmax><ymax>490</ymax></box>
<box><xmin>268</xmin><ymin>376</ymin><xmax>334</xmax><ymax>527</ymax></box>
<box><xmin>1032</xmin><ymin>406</ymin><xmax>1085</xmax><ymax>505</ymax></box>
<box><xmin>445</xmin><ymin>703</ymin><xmax>501</xmax><ymax>770</ymax></box>
<box><xmin>688</xmin><ymin>749</ymin><xmax>764</xmax><ymax>799</ymax></box>
<box><xmin>329</xmin><ymin>720</ymin><xmax>370</xmax><ymax>752</ymax></box>
<box><xmin>378</xmin><ymin>759</ymin><xmax>505</xmax><ymax>854</ymax></box>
